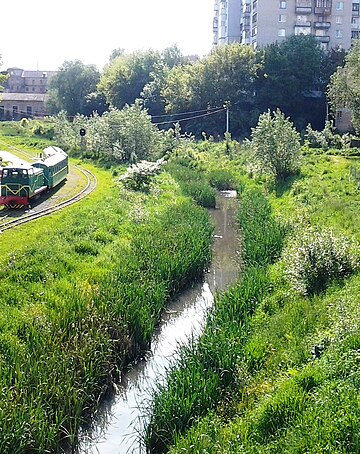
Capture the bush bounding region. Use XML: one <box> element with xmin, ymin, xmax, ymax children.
<box><xmin>251</xmin><ymin>109</ymin><xmax>301</xmax><ymax>180</ymax></box>
<box><xmin>283</xmin><ymin>228</ymin><xmax>359</xmax><ymax>296</ymax></box>
<box><xmin>119</xmin><ymin>158</ymin><xmax>165</xmax><ymax>191</ymax></box>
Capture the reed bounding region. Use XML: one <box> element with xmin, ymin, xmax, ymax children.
<box><xmin>0</xmin><ymin>167</ymin><xmax>213</xmax><ymax>452</ymax></box>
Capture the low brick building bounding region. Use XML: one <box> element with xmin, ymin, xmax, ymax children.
<box><xmin>0</xmin><ymin>92</ymin><xmax>49</xmax><ymax>120</ymax></box>
<box><xmin>0</xmin><ymin>67</ymin><xmax>57</xmax><ymax>120</ymax></box>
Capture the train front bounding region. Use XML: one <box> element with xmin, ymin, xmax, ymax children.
<box><xmin>0</xmin><ymin>165</ymin><xmax>44</xmax><ymax>208</ymax></box>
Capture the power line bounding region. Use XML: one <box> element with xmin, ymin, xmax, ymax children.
<box><xmin>151</xmin><ymin>106</ymin><xmax>224</xmax><ymax>119</ymax></box>
<box><xmin>154</xmin><ymin>108</ymin><xmax>226</xmax><ymax>126</ymax></box>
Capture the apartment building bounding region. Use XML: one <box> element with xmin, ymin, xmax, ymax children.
<box><xmin>213</xmin><ymin>0</ymin><xmax>360</xmax><ymax>51</ymax></box>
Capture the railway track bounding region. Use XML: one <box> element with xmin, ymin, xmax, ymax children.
<box><xmin>0</xmin><ymin>142</ymin><xmax>97</xmax><ymax>232</ymax></box>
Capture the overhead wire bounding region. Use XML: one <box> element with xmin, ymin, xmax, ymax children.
<box><xmin>153</xmin><ymin>107</ymin><xmax>226</xmax><ymax>126</ymax></box>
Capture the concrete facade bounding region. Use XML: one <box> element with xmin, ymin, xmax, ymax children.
<box><xmin>213</xmin><ymin>0</ymin><xmax>360</xmax><ymax>51</ymax></box>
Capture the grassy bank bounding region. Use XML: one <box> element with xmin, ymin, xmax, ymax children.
<box><xmin>144</xmin><ymin>146</ymin><xmax>360</xmax><ymax>453</ymax></box>
<box><xmin>0</xmin><ymin>137</ymin><xmax>214</xmax><ymax>452</ymax></box>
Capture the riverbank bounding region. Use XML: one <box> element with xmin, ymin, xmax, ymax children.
<box><xmin>145</xmin><ymin>149</ymin><xmax>360</xmax><ymax>453</ymax></box>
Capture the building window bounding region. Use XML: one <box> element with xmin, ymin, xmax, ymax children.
<box><xmin>352</xmin><ymin>3</ymin><xmax>360</xmax><ymax>12</ymax></box>
<box><xmin>335</xmin><ymin>29</ymin><xmax>343</xmax><ymax>38</ymax></box>
<box><xmin>352</xmin><ymin>16</ymin><xmax>359</xmax><ymax>26</ymax></box>
<box><xmin>278</xmin><ymin>14</ymin><xmax>287</xmax><ymax>22</ymax></box>
<box><xmin>336</xmin><ymin>2</ymin><xmax>344</xmax><ymax>10</ymax></box>
<box><xmin>352</xmin><ymin>30</ymin><xmax>360</xmax><ymax>38</ymax></box>
<box><xmin>336</xmin><ymin>16</ymin><xmax>343</xmax><ymax>24</ymax></box>
<box><xmin>278</xmin><ymin>28</ymin><xmax>286</xmax><ymax>37</ymax></box>
<box><xmin>26</xmin><ymin>106</ymin><xmax>32</xmax><ymax>116</ymax></box>
<box><xmin>280</xmin><ymin>1</ymin><xmax>286</xmax><ymax>8</ymax></box>
<box><xmin>12</xmin><ymin>106</ymin><xmax>18</xmax><ymax>115</ymax></box>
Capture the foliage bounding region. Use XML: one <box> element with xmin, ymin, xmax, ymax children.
<box><xmin>120</xmin><ymin>158</ymin><xmax>166</xmax><ymax>191</ymax></box>
<box><xmin>251</xmin><ymin>109</ymin><xmax>301</xmax><ymax>180</ymax></box>
<box><xmin>166</xmin><ymin>160</ymin><xmax>216</xmax><ymax>208</ymax></box>
<box><xmin>255</xmin><ymin>35</ymin><xmax>325</xmax><ymax>130</ymax></box>
<box><xmin>0</xmin><ymin>54</ymin><xmax>7</xmax><ymax>91</ymax></box>
<box><xmin>304</xmin><ymin>121</ymin><xmax>348</xmax><ymax>151</ymax></box>
<box><xmin>238</xmin><ymin>188</ymin><xmax>285</xmax><ymax>266</ymax></box>
<box><xmin>47</xmin><ymin>60</ymin><xmax>104</xmax><ymax>117</ymax></box>
<box><xmin>162</xmin><ymin>43</ymin><xmax>258</xmax><ymax>137</ymax></box>
<box><xmin>283</xmin><ymin>227</ymin><xmax>359</xmax><ymax>296</ymax></box>
<box><xmin>98</xmin><ymin>50</ymin><xmax>161</xmax><ymax>109</ymax></box>
<box><xmin>328</xmin><ymin>39</ymin><xmax>360</xmax><ymax>132</ymax></box>
<box><xmin>51</xmin><ymin>103</ymin><xmax>166</xmax><ymax>163</ymax></box>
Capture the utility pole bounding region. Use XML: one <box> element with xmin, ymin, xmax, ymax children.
<box><xmin>223</xmin><ymin>101</ymin><xmax>230</xmax><ymax>134</ymax></box>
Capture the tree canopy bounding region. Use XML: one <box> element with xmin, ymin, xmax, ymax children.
<box><xmin>254</xmin><ymin>35</ymin><xmax>325</xmax><ymax>130</ymax></box>
<box><xmin>98</xmin><ymin>50</ymin><xmax>161</xmax><ymax>109</ymax></box>
<box><xmin>328</xmin><ymin>40</ymin><xmax>360</xmax><ymax>132</ymax></box>
<box><xmin>47</xmin><ymin>60</ymin><xmax>103</xmax><ymax>117</ymax></box>
<box><xmin>161</xmin><ymin>43</ymin><xmax>258</xmax><ymax>137</ymax></box>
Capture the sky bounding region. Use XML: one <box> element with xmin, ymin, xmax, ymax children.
<box><xmin>1</xmin><ymin>0</ymin><xmax>214</xmax><ymax>71</ymax></box>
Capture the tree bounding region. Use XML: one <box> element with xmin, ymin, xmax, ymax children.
<box><xmin>328</xmin><ymin>40</ymin><xmax>360</xmax><ymax>132</ymax></box>
<box><xmin>98</xmin><ymin>50</ymin><xmax>161</xmax><ymax>109</ymax></box>
<box><xmin>47</xmin><ymin>60</ymin><xmax>102</xmax><ymax>117</ymax></box>
<box><xmin>0</xmin><ymin>55</ymin><xmax>7</xmax><ymax>91</ymax></box>
<box><xmin>161</xmin><ymin>43</ymin><xmax>259</xmax><ymax>137</ymax></box>
<box><xmin>251</xmin><ymin>109</ymin><xmax>301</xmax><ymax>180</ymax></box>
<box><xmin>255</xmin><ymin>35</ymin><xmax>324</xmax><ymax>130</ymax></box>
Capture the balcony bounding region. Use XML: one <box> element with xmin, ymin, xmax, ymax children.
<box><xmin>314</xmin><ymin>20</ymin><xmax>331</xmax><ymax>28</ymax></box>
<box><xmin>315</xmin><ymin>35</ymin><xmax>330</xmax><ymax>42</ymax></box>
<box><xmin>295</xmin><ymin>0</ymin><xmax>312</xmax><ymax>14</ymax></box>
<box><xmin>296</xmin><ymin>20</ymin><xmax>311</xmax><ymax>27</ymax></box>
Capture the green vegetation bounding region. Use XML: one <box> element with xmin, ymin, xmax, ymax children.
<box><xmin>144</xmin><ymin>143</ymin><xmax>360</xmax><ymax>453</ymax></box>
<box><xmin>251</xmin><ymin>109</ymin><xmax>301</xmax><ymax>181</ymax></box>
<box><xmin>0</xmin><ymin>129</ymin><xmax>215</xmax><ymax>452</ymax></box>
<box><xmin>329</xmin><ymin>39</ymin><xmax>360</xmax><ymax>133</ymax></box>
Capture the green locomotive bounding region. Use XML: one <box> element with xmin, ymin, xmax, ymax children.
<box><xmin>0</xmin><ymin>147</ymin><xmax>68</xmax><ymax>208</ymax></box>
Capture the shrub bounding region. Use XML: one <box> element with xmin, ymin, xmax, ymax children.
<box><xmin>207</xmin><ymin>168</ymin><xmax>236</xmax><ymax>190</ymax></box>
<box><xmin>251</xmin><ymin>109</ymin><xmax>301</xmax><ymax>180</ymax></box>
<box><xmin>283</xmin><ymin>228</ymin><xmax>359</xmax><ymax>296</ymax></box>
<box><xmin>119</xmin><ymin>158</ymin><xmax>165</xmax><ymax>191</ymax></box>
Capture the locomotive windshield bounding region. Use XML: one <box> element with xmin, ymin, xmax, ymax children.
<box><xmin>2</xmin><ymin>169</ymin><xmax>28</xmax><ymax>178</ymax></box>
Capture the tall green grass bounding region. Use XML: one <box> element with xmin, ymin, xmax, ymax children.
<box><xmin>0</xmin><ymin>167</ymin><xmax>213</xmax><ymax>452</ymax></box>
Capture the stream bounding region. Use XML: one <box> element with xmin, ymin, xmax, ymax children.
<box><xmin>77</xmin><ymin>191</ymin><xmax>240</xmax><ymax>454</ymax></box>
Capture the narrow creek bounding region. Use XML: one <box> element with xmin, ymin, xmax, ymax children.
<box><xmin>77</xmin><ymin>191</ymin><xmax>240</xmax><ymax>454</ymax></box>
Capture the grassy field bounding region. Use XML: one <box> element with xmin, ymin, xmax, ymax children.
<box><xmin>0</xmin><ymin>124</ymin><xmax>215</xmax><ymax>452</ymax></box>
<box><xmin>145</xmin><ymin>144</ymin><xmax>360</xmax><ymax>453</ymax></box>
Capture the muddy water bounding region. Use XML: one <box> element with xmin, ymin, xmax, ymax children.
<box><xmin>77</xmin><ymin>191</ymin><xmax>240</xmax><ymax>454</ymax></box>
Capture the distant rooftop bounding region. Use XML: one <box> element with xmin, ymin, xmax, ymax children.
<box><xmin>0</xmin><ymin>93</ymin><xmax>48</xmax><ymax>102</ymax></box>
